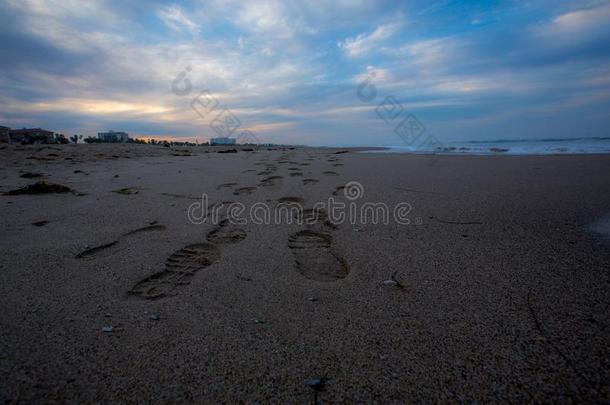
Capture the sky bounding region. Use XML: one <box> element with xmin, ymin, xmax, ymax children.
<box><xmin>1</xmin><ymin>0</ymin><xmax>609</xmax><ymax>146</ymax></box>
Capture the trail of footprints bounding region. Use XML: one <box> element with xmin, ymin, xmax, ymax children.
<box><xmin>261</xmin><ymin>150</ymin><xmax>350</xmax><ymax>282</ymax></box>
<box><xmin>283</xmin><ymin>151</ymin><xmax>351</xmax><ymax>281</ymax></box>
<box><xmin>129</xmin><ymin>149</ymin><xmax>351</xmax><ymax>299</ymax></box>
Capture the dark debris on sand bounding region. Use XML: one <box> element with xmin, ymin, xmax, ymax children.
<box><xmin>20</xmin><ymin>172</ymin><xmax>44</xmax><ymax>178</ymax></box>
<box><xmin>4</xmin><ymin>181</ymin><xmax>72</xmax><ymax>195</ymax></box>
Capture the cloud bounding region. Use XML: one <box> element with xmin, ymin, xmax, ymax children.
<box><xmin>5</xmin><ymin>0</ymin><xmax>114</xmax><ymax>19</ymax></box>
<box><xmin>545</xmin><ymin>2</ymin><xmax>610</xmax><ymax>36</ymax></box>
<box><xmin>394</xmin><ymin>37</ymin><xmax>462</xmax><ymax>73</ymax></box>
<box><xmin>339</xmin><ymin>22</ymin><xmax>400</xmax><ymax>57</ymax></box>
<box><xmin>157</xmin><ymin>4</ymin><xmax>199</xmax><ymax>34</ymax></box>
<box><xmin>235</xmin><ymin>1</ymin><xmax>298</xmax><ymax>37</ymax></box>
<box><xmin>530</xmin><ymin>2</ymin><xmax>610</xmax><ymax>59</ymax></box>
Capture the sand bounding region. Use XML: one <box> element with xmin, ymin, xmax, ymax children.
<box><xmin>0</xmin><ymin>143</ymin><xmax>609</xmax><ymax>402</ymax></box>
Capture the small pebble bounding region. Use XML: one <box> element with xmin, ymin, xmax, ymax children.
<box><xmin>308</xmin><ymin>297</ymin><xmax>318</xmax><ymax>302</ymax></box>
<box><xmin>382</xmin><ymin>279</ymin><xmax>398</xmax><ymax>286</ymax></box>
<box><xmin>102</xmin><ymin>326</ymin><xmax>113</xmax><ymax>333</ymax></box>
<box><xmin>150</xmin><ymin>314</ymin><xmax>160</xmax><ymax>321</ymax></box>
<box><xmin>306</xmin><ymin>378</ymin><xmax>325</xmax><ymax>391</ymax></box>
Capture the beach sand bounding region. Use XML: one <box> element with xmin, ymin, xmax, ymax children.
<box><xmin>0</xmin><ymin>144</ymin><xmax>609</xmax><ymax>402</ymax></box>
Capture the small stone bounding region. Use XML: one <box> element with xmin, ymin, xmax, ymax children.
<box><xmin>306</xmin><ymin>378</ymin><xmax>325</xmax><ymax>391</ymax></box>
<box><xmin>307</xmin><ymin>297</ymin><xmax>317</xmax><ymax>302</ymax></box>
<box><xmin>150</xmin><ymin>314</ymin><xmax>160</xmax><ymax>321</ymax></box>
<box><xmin>382</xmin><ymin>279</ymin><xmax>398</xmax><ymax>286</ymax></box>
<box><xmin>252</xmin><ymin>318</ymin><xmax>265</xmax><ymax>324</ymax></box>
<box><xmin>102</xmin><ymin>326</ymin><xmax>113</xmax><ymax>333</ymax></box>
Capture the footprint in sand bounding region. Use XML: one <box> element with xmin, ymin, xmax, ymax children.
<box><xmin>207</xmin><ymin>219</ymin><xmax>247</xmax><ymax>244</ymax></box>
<box><xmin>76</xmin><ymin>223</ymin><xmax>166</xmax><ymax>258</ymax></box>
<box><xmin>288</xmin><ymin>230</ymin><xmax>349</xmax><ymax>282</ymax></box>
<box><xmin>332</xmin><ymin>186</ymin><xmax>345</xmax><ymax>196</ymax></box>
<box><xmin>256</xmin><ymin>163</ymin><xmax>277</xmax><ymax>173</ymax></box>
<box><xmin>303</xmin><ymin>178</ymin><xmax>319</xmax><ymax>186</ymax></box>
<box><xmin>258</xmin><ymin>167</ymin><xmax>278</xmax><ymax>175</ymax></box>
<box><xmin>129</xmin><ymin>243</ymin><xmax>220</xmax><ymax>299</ymax></box>
<box><xmin>278</xmin><ymin>196</ymin><xmax>304</xmax><ymax>204</ymax></box>
<box><xmin>233</xmin><ymin>186</ymin><xmax>257</xmax><ymax>196</ymax></box>
<box><xmin>123</xmin><ymin>224</ymin><xmax>167</xmax><ymax>236</ymax></box>
<box><xmin>76</xmin><ymin>241</ymin><xmax>119</xmax><ymax>259</ymax></box>
<box><xmin>259</xmin><ymin>175</ymin><xmax>283</xmax><ymax>187</ymax></box>
<box><xmin>217</xmin><ymin>182</ymin><xmax>238</xmax><ymax>190</ymax></box>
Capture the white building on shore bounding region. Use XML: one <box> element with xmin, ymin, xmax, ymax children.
<box><xmin>98</xmin><ymin>130</ymin><xmax>129</xmax><ymax>143</ymax></box>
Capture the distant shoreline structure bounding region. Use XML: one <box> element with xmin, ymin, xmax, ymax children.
<box><xmin>2</xmin><ymin>123</ymin><xmax>609</xmax><ymax>155</ymax></box>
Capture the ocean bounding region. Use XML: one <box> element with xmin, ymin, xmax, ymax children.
<box><xmin>366</xmin><ymin>137</ymin><xmax>610</xmax><ymax>155</ymax></box>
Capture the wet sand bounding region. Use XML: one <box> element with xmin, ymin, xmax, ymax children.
<box><xmin>1</xmin><ymin>144</ymin><xmax>609</xmax><ymax>402</ymax></box>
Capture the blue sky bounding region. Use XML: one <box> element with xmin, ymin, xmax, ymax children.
<box><xmin>1</xmin><ymin>0</ymin><xmax>609</xmax><ymax>146</ymax></box>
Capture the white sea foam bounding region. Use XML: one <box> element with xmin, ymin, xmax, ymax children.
<box><xmin>362</xmin><ymin>137</ymin><xmax>610</xmax><ymax>155</ymax></box>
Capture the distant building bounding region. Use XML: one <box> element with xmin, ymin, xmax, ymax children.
<box><xmin>0</xmin><ymin>126</ymin><xmax>9</xmax><ymax>143</ymax></box>
<box><xmin>210</xmin><ymin>137</ymin><xmax>236</xmax><ymax>145</ymax></box>
<box><xmin>8</xmin><ymin>128</ymin><xmax>54</xmax><ymax>144</ymax></box>
<box><xmin>97</xmin><ymin>130</ymin><xmax>129</xmax><ymax>143</ymax></box>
